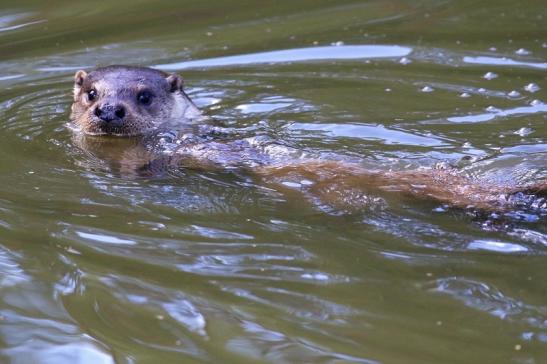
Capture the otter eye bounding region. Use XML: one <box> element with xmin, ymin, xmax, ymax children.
<box><xmin>87</xmin><ymin>89</ymin><xmax>97</xmax><ymax>102</ymax></box>
<box><xmin>137</xmin><ymin>90</ymin><xmax>153</xmax><ymax>106</ymax></box>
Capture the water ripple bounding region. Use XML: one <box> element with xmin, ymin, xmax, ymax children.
<box><xmin>447</xmin><ymin>102</ymin><xmax>547</xmax><ymax>124</ymax></box>
<box><xmin>433</xmin><ymin>278</ymin><xmax>547</xmax><ymax>330</ymax></box>
<box><xmin>463</xmin><ymin>56</ymin><xmax>547</xmax><ymax>70</ymax></box>
<box><xmin>155</xmin><ymin>45</ymin><xmax>412</xmax><ymax>70</ymax></box>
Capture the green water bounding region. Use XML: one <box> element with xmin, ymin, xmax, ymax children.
<box><xmin>0</xmin><ymin>1</ymin><xmax>546</xmax><ymax>363</ymax></box>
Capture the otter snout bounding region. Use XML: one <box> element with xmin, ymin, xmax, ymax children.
<box><xmin>94</xmin><ymin>103</ymin><xmax>126</xmax><ymax>123</ymax></box>
<box><xmin>70</xmin><ymin>66</ymin><xmax>202</xmax><ymax>136</ymax></box>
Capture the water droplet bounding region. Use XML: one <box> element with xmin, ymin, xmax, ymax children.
<box><xmin>459</xmin><ymin>92</ymin><xmax>471</xmax><ymax>98</ymax></box>
<box><xmin>529</xmin><ymin>99</ymin><xmax>542</xmax><ymax>106</ymax></box>
<box><xmin>486</xmin><ymin>106</ymin><xmax>500</xmax><ymax>112</ymax></box>
<box><xmin>483</xmin><ymin>72</ymin><xmax>498</xmax><ymax>80</ymax></box>
<box><xmin>514</xmin><ymin>127</ymin><xmax>533</xmax><ymax>137</ymax></box>
<box><xmin>399</xmin><ymin>57</ymin><xmax>412</xmax><ymax>65</ymax></box>
<box><xmin>515</xmin><ymin>48</ymin><xmax>531</xmax><ymax>55</ymax></box>
<box><xmin>385</xmin><ymin>88</ymin><xmax>392</xmax><ymax>92</ymax></box>
<box><xmin>507</xmin><ymin>90</ymin><xmax>521</xmax><ymax>98</ymax></box>
<box><xmin>420</xmin><ymin>86</ymin><xmax>434</xmax><ymax>93</ymax></box>
<box><xmin>478</xmin><ymin>88</ymin><xmax>487</xmax><ymax>93</ymax></box>
<box><xmin>489</xmin><ymin>47</ymin><xmax>497</xmax><ymax>52</ymax></box>
<box><xmin>523</xmin><ymin>83</ymin><xmax>540</xmax><ymax>93</ymax></box>
<box><xmin>206</xmin><ymin>32</ymin><xmax>213</xmax><ymax>37</ymax></box>
<box><xmin>331</xmin><ymin>41</ymin><xmax>344</xmax><ymax>46</ymax></box>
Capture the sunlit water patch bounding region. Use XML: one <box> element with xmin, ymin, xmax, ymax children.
<box><xmin>155</xmin><ymin>45</ymin><xmax>412</xmax><ymax>70</ymax></box>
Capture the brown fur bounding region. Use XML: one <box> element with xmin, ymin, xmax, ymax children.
<box><xmin>70</xmin><ymin>66</ymin><xmax>200</xmax><ymax>136</ymax></box>
<box><xmin>69</xmin><ymin>66</ymin><xmax>546</xmax><ymax>213</ymax></box>
<box><xmin>258</xmin><ymin>161</ymin><xmax>545</xmax><ymax>211</ymax></box>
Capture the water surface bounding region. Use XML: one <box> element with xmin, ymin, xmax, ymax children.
<box><xmin>0</xmin><ymin>1</ymin><xmax>546</xmax><ymax>363</ymax></box>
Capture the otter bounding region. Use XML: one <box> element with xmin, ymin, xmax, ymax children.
<box><xmin>69</xmin><ymin>66</ymin><xmax>546</xmax><ymax>214</ymax></box>
<box><xmin>71</xmin><ymin>65</ymin><xmax>201</xmax><ymax>136</ymax></box>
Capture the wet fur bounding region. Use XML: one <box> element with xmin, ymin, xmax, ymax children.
<box><xmin>258</xmin><ymin>162</ymin><xmax>546</xmax><ymax>212</ymax></box>
<box><xmin>70</xmin><ymin>66</ymin><xmax>546</xmax><ymax>213</ymax></box>
<box><xmin>71</xmin><ymin>66</ymin><xmax>200</xmax><ymax>136</ymax></box>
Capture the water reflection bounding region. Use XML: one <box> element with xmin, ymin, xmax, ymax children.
<box><xmin>290</xmin><ymin>122</ymin><xmax>449</xmax><ymax>146</ymax></box>
<box><xmin>155</xmin><ymin>45</ymin><xmax>412</xmax><ymax>70</ymax></box>
<box><xmin>0</xmin><ymin>246</ymin><xmax>113</xmax><ymax>363</ymax></box>
<box><xmin>447</xmin><ymin>101</ymin><xmax>547</xmax><ymax>123</ymax></box>
<box><xmin>0</xmin><ymin>0</ymin><xmax>546</xmax><ymax>362</ymax></box>
<box><xmin>463</xmin><ymin>56</ymin><xmax>547</xmax><ymax>70</ymax></box>
<box><xmin>434</xmin><ymin>277</ymin><xmax>547</xmax><ymax>332</ymax></box>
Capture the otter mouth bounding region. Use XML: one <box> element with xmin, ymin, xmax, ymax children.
<box><xmin>79</xmin><ymin>123</ymin><xmax>138</xmax><ymax>137</ymax></box>
<box><xmin>82</xmin><ymin>114</ymin><xmax>143</xmax><ymax>136</ymax></box>
<box><xmin>96</xmin><ymin>120</ymin><xmax>125</xmax><ymax>135</ymax></box>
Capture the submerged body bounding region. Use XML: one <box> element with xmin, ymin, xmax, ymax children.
<box><xmin>69</xmin><ymin>66</ymin><xmax>546</xmax><ymax>213</ymax></box>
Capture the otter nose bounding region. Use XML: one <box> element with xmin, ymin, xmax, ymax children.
<box><xmin>94</xmin><ymin>104</ymin><xmax>126</xmax><ymax>122</ymax></box>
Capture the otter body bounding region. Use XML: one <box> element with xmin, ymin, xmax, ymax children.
<box><xmin>69</xmin><ymin>66</ymin><xmax>546</xmax><ymax>214</ymax></box>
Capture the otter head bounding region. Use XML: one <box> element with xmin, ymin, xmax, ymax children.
<box><xmin>70</xmin><ymin>65</ymin><xmax>200</xmax><ymax>136</ymax></box>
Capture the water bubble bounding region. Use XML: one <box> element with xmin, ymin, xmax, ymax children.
<box><xmin>331</xmin><ymin>41</ymin><xmax>345</xmax><ymax>46</ymax></box>
<box><xmin>486</xmin><ymin>106</ymin><xmax>501</xmax><ymax>112</ymax></box>
<box><xmin>459</xmin><ymin>92</ymin><xmax>471</xmax><ymax>98</ymax></box>
<box><xmin>515</xmin><ymin>48</ymin><xmax>531</xmax><ymax>55</ymax></box>
<box><xmin>489</xmin><ymin>47</ymin><xmax>497</xmax><ymax>52</ymax></box>
<box><xmin>543</xmin><ymin>42</ymin><xmax>547</xmax><ymax>48</ymax></box>
<box><xmin>420</xmin><ymin>86</ymin><xmax>434</xmax><ymax>93</ymax></box>
<box><xmin>507</xmin><ymin>90</ymin><xmax>521</xmax><ymax>98</ymax></box>
<box><xmin>529</xmin><ymin>99</ymin><xmax>542</xmax><ymax>106</ymax></box>
<box><xmin>399</xmin><ymin>57</ymin><xmax>412</xmax><ymax>65</ymax></box>
<box><xmin>478</xmin><ymin>88</ymin><xmax>487</xmax><ymax>93</ymax></box>
<box><xmin>523</xmin><ymin>83</ymin><xmax>540</xmax><ymax>93</ymax></box>
<box><xmin>483</xmin><ymin>72</ymin><xmax>498</xmax><ymax>80</ymax></box>
<box><xmin>514</xmin><ymin>127</ymin><xmax>533</xmax><ymax>137</ymax></box>
<box><xmin>385</xmin><ymin>88</ymin><xmax>392</xmax><ymax>92</ymax></box>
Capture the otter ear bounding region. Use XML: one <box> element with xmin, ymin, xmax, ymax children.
<box><xmin>166</xmin><ymin>73</ymin><xmax>184</xmax><ymax>92</ymax></box>
<box><xmin>73</xmin><ymin>70</ymin><xmax>88</xmax><ymax>100</ymax></box>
